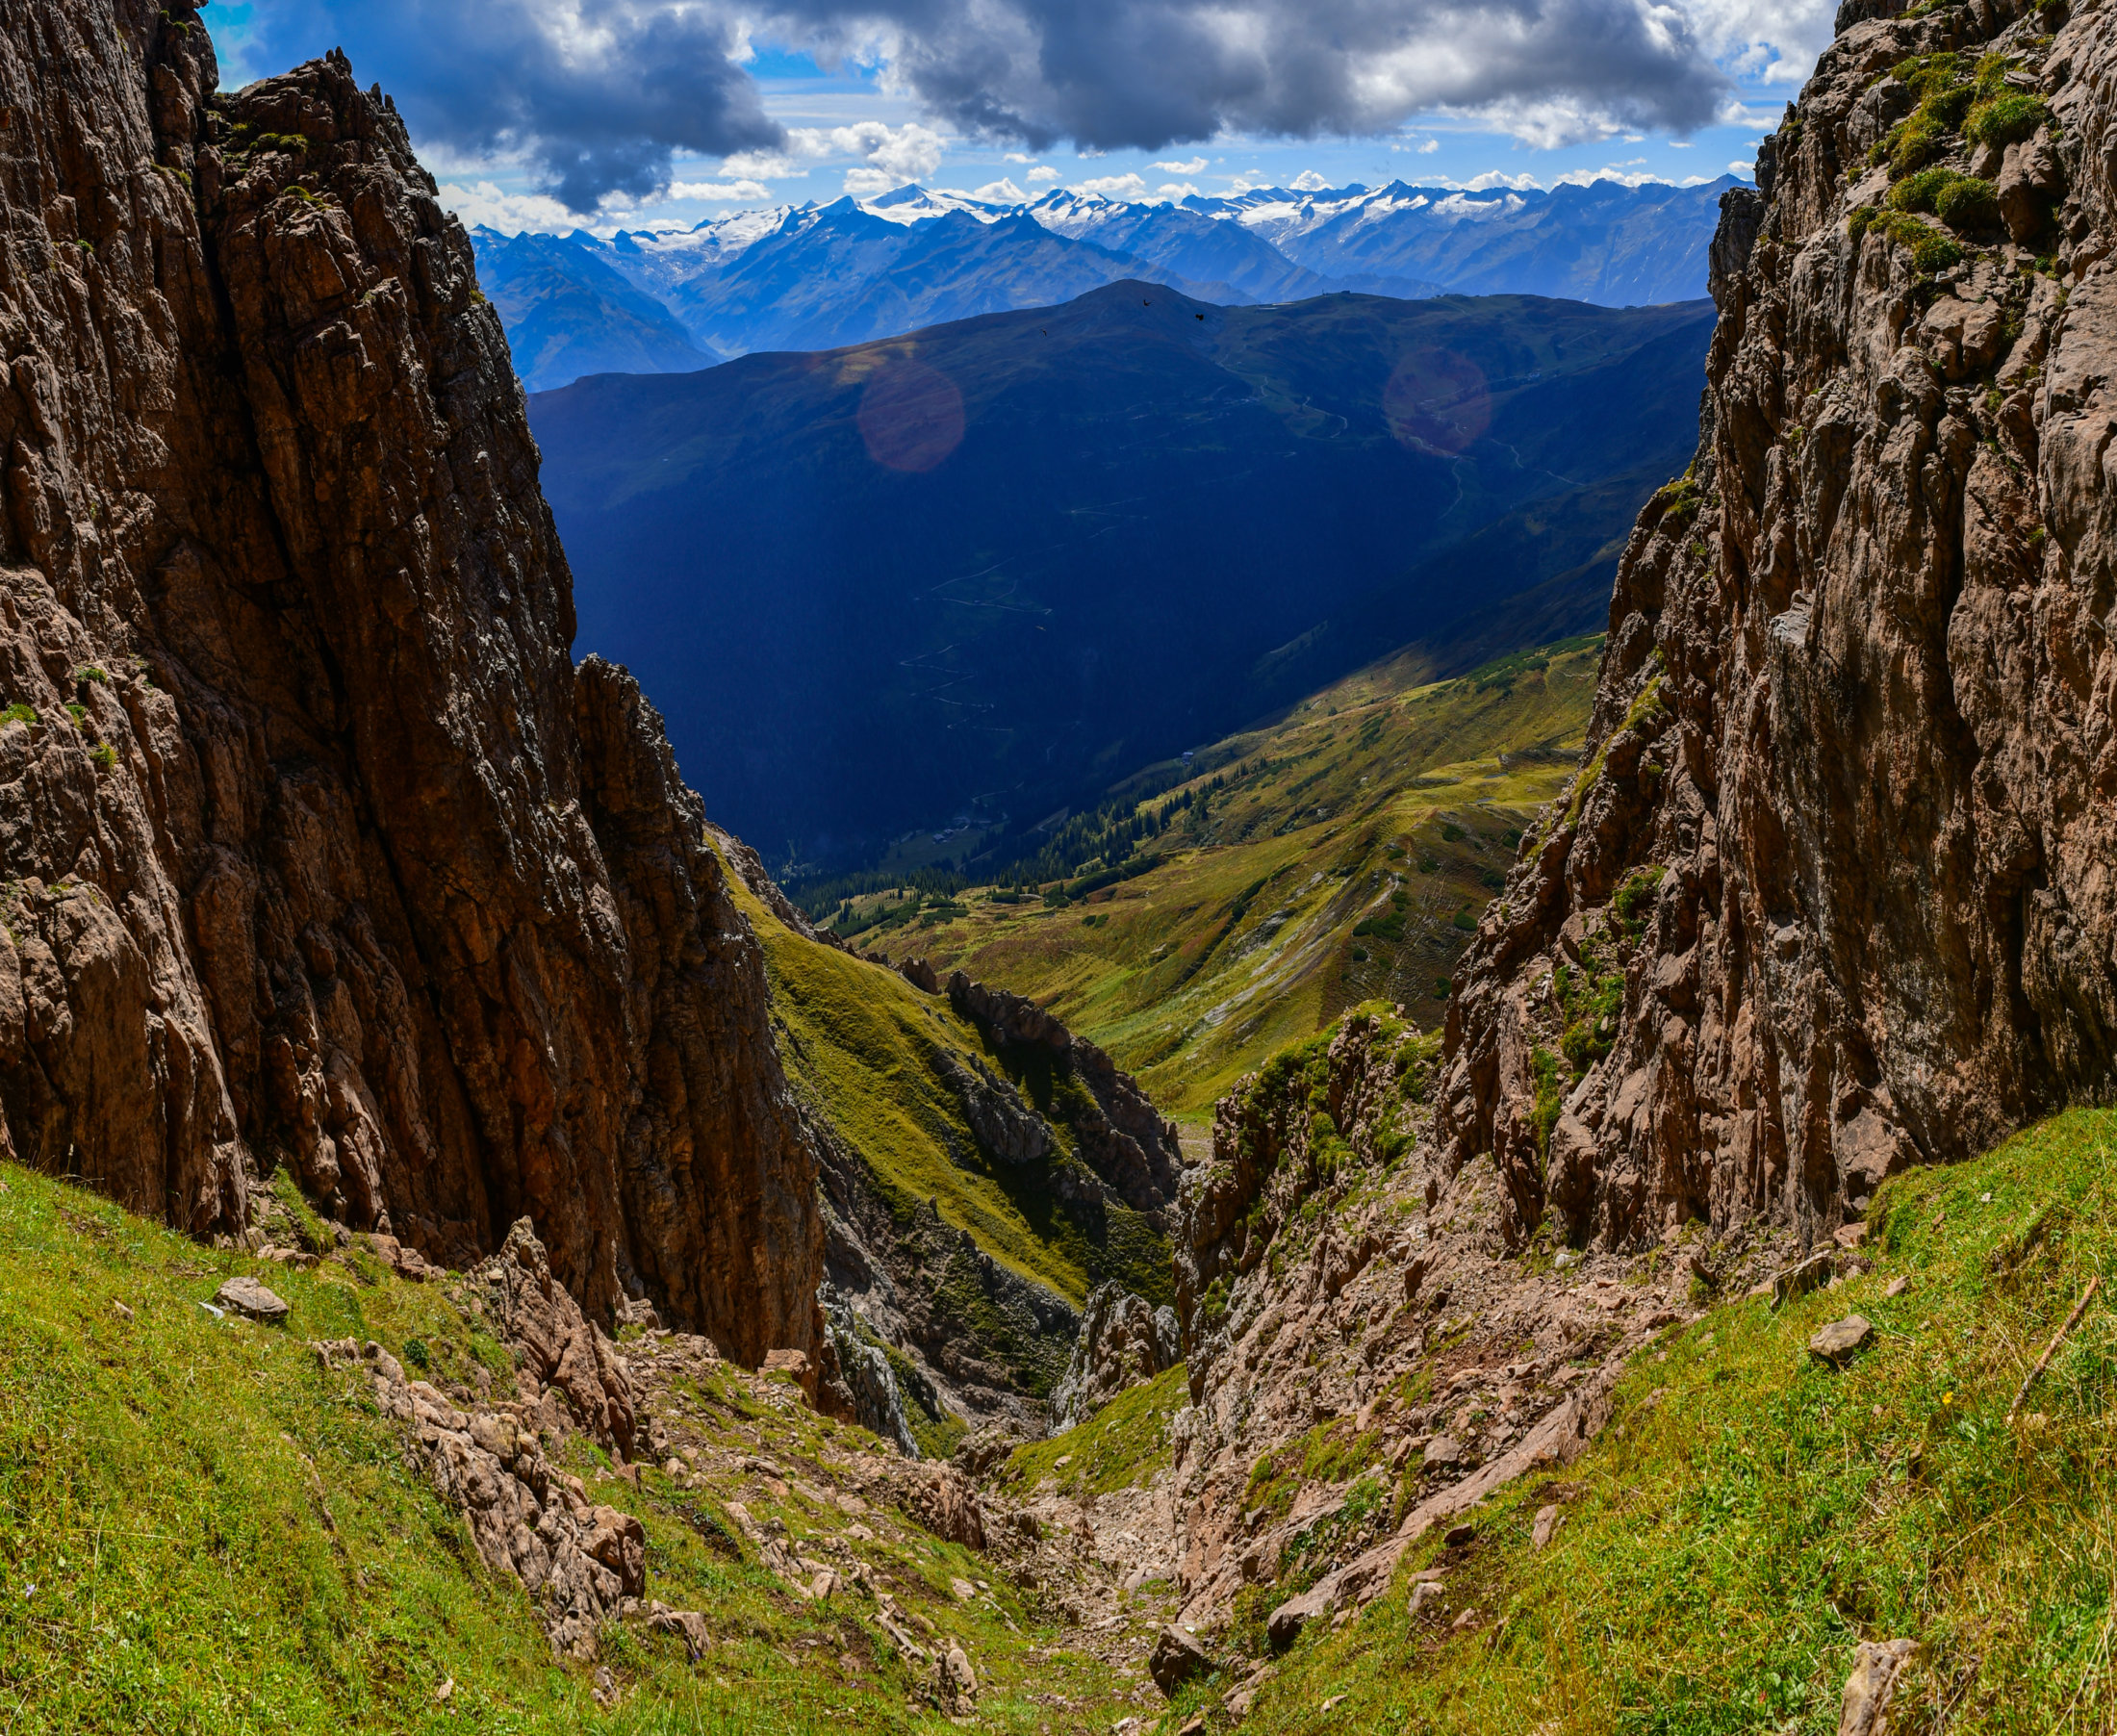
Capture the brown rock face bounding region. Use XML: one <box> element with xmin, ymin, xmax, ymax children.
<box><xmin>0</xmin><ymin>3</ymin><xmax>818</xmax><ymax>1361</ymax></box>
<box><xmin>1442</xmin><ymin>0</ymin><xmax>2117</xmax><ymax>1252</ymax></box>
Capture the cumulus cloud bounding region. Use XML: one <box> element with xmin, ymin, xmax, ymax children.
<box><xmin>667</xmin><ymin>177</ymin><xmax>777</xmax><ymax>201</ymax></box>
<box><xmin>1416</xmin><ymin>139</ymin><xmax>1441</xmax><ymax>153</ymax></box>
<box><xmin>1290</xmin><ymin>169</ymin><xmax>1332</xmax><ymax>191</ymax></box>
<box><xmin>228</xmin><ymin>0</ymin><xmax>1740</xmax><ymax>211</ymax></box>
<box><xmin>436</xmin><ymin>181</ymin><xmax>586</xmax><ymax>234</ymax></box>
<box><xmin>1676</xmin><ymin>0</ymin><xmax>1836</xmax><ymax>89</ymax></box>
<box><xmin>229</xmin><ymin>0</ymin><xmax>781</xmax><ymax>212</ymax></box>
<box><xmin>725</xmin><ymin>120</ymin><xmax>948</xmax><ymax>187</ymax></box>
<box><xmin>1026</xmin><ymin>165</ymin><xmax>1062</xmax><ymax>184</ymax></box>
<box><xmin>1459</xmin><ymin>169</ymin><xmax>1542</xmax><ymax>191</ymax></box>
<box><xmin>1152</xmin><ymin>156</ymin><xmax>1209</xmax><ymax>173</ymax></box>
<box><xmin>1073</xmin><ymin>172</ymin><xmax>1152</xmax><ymax>199</ymax></box>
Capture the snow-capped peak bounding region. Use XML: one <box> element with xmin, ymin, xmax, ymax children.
<box><xmin>857</xmin><ymin>186</ymin><xmax>1010</xmax><ymax>225</ymax></box>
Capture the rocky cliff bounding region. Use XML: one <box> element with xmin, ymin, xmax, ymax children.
<box><xmin>0</xmin><ymin>2</ymin><xmax>818</xmax><ymax>1364</ymax></box>
<box><xmin>1442</xmin><ymin>0</ymin><xmax>2117</xmax><ymax>1254</ymax></box>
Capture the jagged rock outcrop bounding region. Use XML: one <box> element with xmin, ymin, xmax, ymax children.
<box><xmin>315</xmin><ymin>1222</ymin><xmax>653</xmax><ymax>1658</ymax></box>
<box><xmin>816</xmin><ymin>1108</ymin><xmax>1082</xmax><ymax>1441</ymax></box>
<box><xmin>806</xmin><ymin>965</ymin><xmax>1188</xmax><ymax>1449</ymax></box>
<box><xmin>1443</xmin><ymin>0</ymin><xmax>2117</xmax><ymax>1253</ymax></box>
<box><xmin>1049</xmin><ymin>1281</ymin><xmax>1180</xmax><ymax>1431</ymax></box>
<box><xmin>0</xmin><ymin>2</ymin><xmax>818</xmax><ymax>1362</ymax></box>
<box><xmin>945</xmin><ymin>971</ymin><xmax>1184</xmax><ymax>1220</ymax></box>
<box><xmin>1161</xmin><ymin>1006</ymin><xmax>1797</xmax><ymax>1635</ymax></box>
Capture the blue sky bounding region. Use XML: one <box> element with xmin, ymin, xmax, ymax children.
<box><xmin>208</xmin><ymin>0</ymin><xmax>1830</xmax><ymax>233</ymax></box>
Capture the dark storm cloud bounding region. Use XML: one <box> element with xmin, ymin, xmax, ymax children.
<box><xmin>227</xmin><ymin>0</ymin><xmax>1728</xmax><ymax>209</ymax></box>
<box><xmin>785</xmin><ymin>0</ymin><xmax>1730</xmax><ymax>152</ymax></box>
<box><xmin>230</xmin><ymin>1</ymin><xmax>785</xmax><ymax>211</ymax></box>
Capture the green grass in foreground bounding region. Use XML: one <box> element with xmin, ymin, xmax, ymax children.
<box><xmin>0</xmin><ymin>1162</ymin><xmax>1136</xmax><ymax>1733</ymax></box>
<box><xmin>1206</xmin><ymin>1108</ymin><xmax>2117</xmax><ymax>1734</ymax></box>
<box><xmin>850</xmin><ymin>638</ymin><xmax>1599</xmax><ymax>1116</ymax></box>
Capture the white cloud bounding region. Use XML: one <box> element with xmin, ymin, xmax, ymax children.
<box><xmin>1675</xmin><ymin>0</ymin><xmax>1836</xmax><ymax>89</ymax></box>
<box><xmin>437</xmin><ymin>180</ymin><xmax>589</xmax><ymax>234</ymax></box>
<box><xmin>1290</xmin><ymin>169</ymin><xmax>1332</xmax><ymax>191</ymax></box>
<box><xmin>1460</xmin><ymin>169</ymin><xmax>1541</xmax><ymax>191</ymax></box>
<box><xmin>971</xmin><ymin>177</ymin><xmax>1030</xmax><ymax>202</ymax></box>
<box><xmin>1152</xmin><ymin>156</ymin><xmax>1209</xmax><ymax>174</ymax></box>
<box><xmin>1728</xmin><ymin>160</ymin><xmax>1755</xmax><ymax>175</ymax></box>
<box><xmin>1005</xmin><ymin>151</ymin><xmax>1035</xmax><ymax>163</ymax></box>
<box><xmin>1074</xmin><ymin>172</ymin><xmax>1151</xmax><ymax>199</ymax></box>
<box><xmin>666</xmin><ymin>177</ymin><xmax>774</xmax><ymax>201</ymax></box>
<box><xmin>724</xmin><ymin>120</ymin><xmax>947</xmax><ymax>190</ymax></box>
<box><xmin>1026</xmin><ymin>165</ymin><xmax>1062</xmax><ymax>185</ymax></box>
<box><xmin>1549</xmin><ymin>161</ymin><xmax>1704</xmax><ymax>187</ymax></box>
<box><xmin>1417</xmin><ymin>139</ymin><xmax>1441</xmax><ymax>154</ymax></box>
<box><xmin>1156</xmin><ymin>181</ymin><xmax>1201</xmax><ymax>198</ymax></box>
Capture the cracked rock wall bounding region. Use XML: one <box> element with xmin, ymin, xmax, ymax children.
<box><xmin>1442</xmin><ymin>0</ymin><xmax>2117</xmax><ymax>1253</ymax></box>
<box><xmin>0</xmin><ymin>0</ymin><xmax>819</xmax><ymax>1363</ymax></box>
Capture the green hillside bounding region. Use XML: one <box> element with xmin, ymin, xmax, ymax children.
<box><xmin>0</xmin><ymin>1162</ymin><xmax>1146</xmax><ymax>1735</ymax></box>
<box><xmin>840</xmin><ymin>636</ymin><xmax>1600</xmax><ymax>1116</ymax></box>
<box><xmin>721</xmin><ymin>857</ymin><xmax>1170</xmax><ymax>1313</ymax></box>
<box><xmin>1196</xmin><ymin>1108</ymin><xmax>2117</xmax><ymax>1733</ymax></box>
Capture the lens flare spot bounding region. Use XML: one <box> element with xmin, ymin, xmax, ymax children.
<box><xmin>857</xmin><ymin>359</ymin><xmax>966</xmax><ymax>472</ymax></box>
<box><xmin>1384</xmin><ymin>348</ymin><xmax>1491</xmax><ymax>455</ymax></box>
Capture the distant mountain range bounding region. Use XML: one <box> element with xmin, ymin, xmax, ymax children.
<box><xmin>472</xmin><ymin>176</ymin><xmax>1735</xmax><ymax>388</ymax></box>
<box><xmin>472</xmin><ymin>229</ymin><xmax>722</xmax><ymax>392</ymax></box>
<box><xmin>528</xmin><ymin>280</ymin><xmax>1716</xmax><ymax>865</ymax></box>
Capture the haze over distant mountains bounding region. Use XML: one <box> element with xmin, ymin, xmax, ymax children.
<box><xmin>475</xmin><ymin>176</ymin><xmax>1735</xmax><ymax>389</ymax></box>
<box><xmin>529</xmin><ymin>281</ymin><xmax>1714</xmax><ymax>866</ymax></box>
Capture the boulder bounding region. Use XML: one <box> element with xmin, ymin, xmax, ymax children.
<box><xmin>928</xmin><ymin>1644</ymin><xmax>978</xmax><ymax>1716</ymax></box>
<box><xmin>215</xmin><ymin>1276</ymin><xmax>289</xmax><ymax>1323</ymax></box>
<box><xmin>1773</xmin><ymin>1251</ymin><xmax>1835</xmax><ymax>1308</ymax></box>
<box><xmin>1148</xmin><ymin>1624</ymin><xmax>1212</xmax><ymax>1696</ymax></box>
<box><xmin>644</xmin><ymin>1602</ymin><xmax>712</xmax><ymax>1661</ymax></box>
<box><xmin>1809</xmin><ymin>1315</ymin><xmax>1875</xmax><ymax>1366</ymax></box>
<box><xmin>1266</xmin><ymin>1582</ymin><xmax>1332</xmax><ymax>1650</ymax></box>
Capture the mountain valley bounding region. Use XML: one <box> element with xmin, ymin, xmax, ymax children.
<box><xmin>837</xmin><ymin>636</ymin><xmax>1604</xmax><ymax>1116</ymax></box>
<box><xmin>532</xmin><ymin>286</ymin><xmax>1712</xmax><ymax>866</ymax></box>
<box><xmin>0</xmin><ymin>0</ymin><xmax>2114</xmax><ymax>1731</ymax></box>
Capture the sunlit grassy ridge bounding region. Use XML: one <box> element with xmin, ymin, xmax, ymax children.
<box><xmin>721</xmin><ymin>855</ymin><xmax>1169</xmax><ymax>1315</ymax></box>
<box><xmin>851</xmin><ymin>638</ymin><xmax>1600</xmax><ymax>1116</ymax></box>
<box><xmin>1190</xmin><ymin>1109</ymin><xmax>2117</xmax><ymax>1734</ymax></box>
<box><xmin>0</xmin><ymin>1162</ymin><xmax>1147</xmax><ymax>1734</ymax></box>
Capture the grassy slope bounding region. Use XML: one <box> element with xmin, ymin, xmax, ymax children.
<box><xmin>724</xmin><ymin>855</ymin><xmax>1176</xmax><ymax>1312</ymax></box>
<box><xmin>999</xmin><ymin>1364</ymin><xmax>1191</xmax><ymax>1503</ymax></box>
<box><xmin>851</xmin><ymin>638</ymin><xmax>1600</xmax><ymax>1117</ymax></box>
<box><xmin>0</xmin><ymin>1162</ymin><xmax>1147</xmax><ymax>1734</ymax></box>
<box><xmin>1197</xmin><ymin>1108</ymin><xmax>2117</xmax><ymax>1734</ymax></box>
